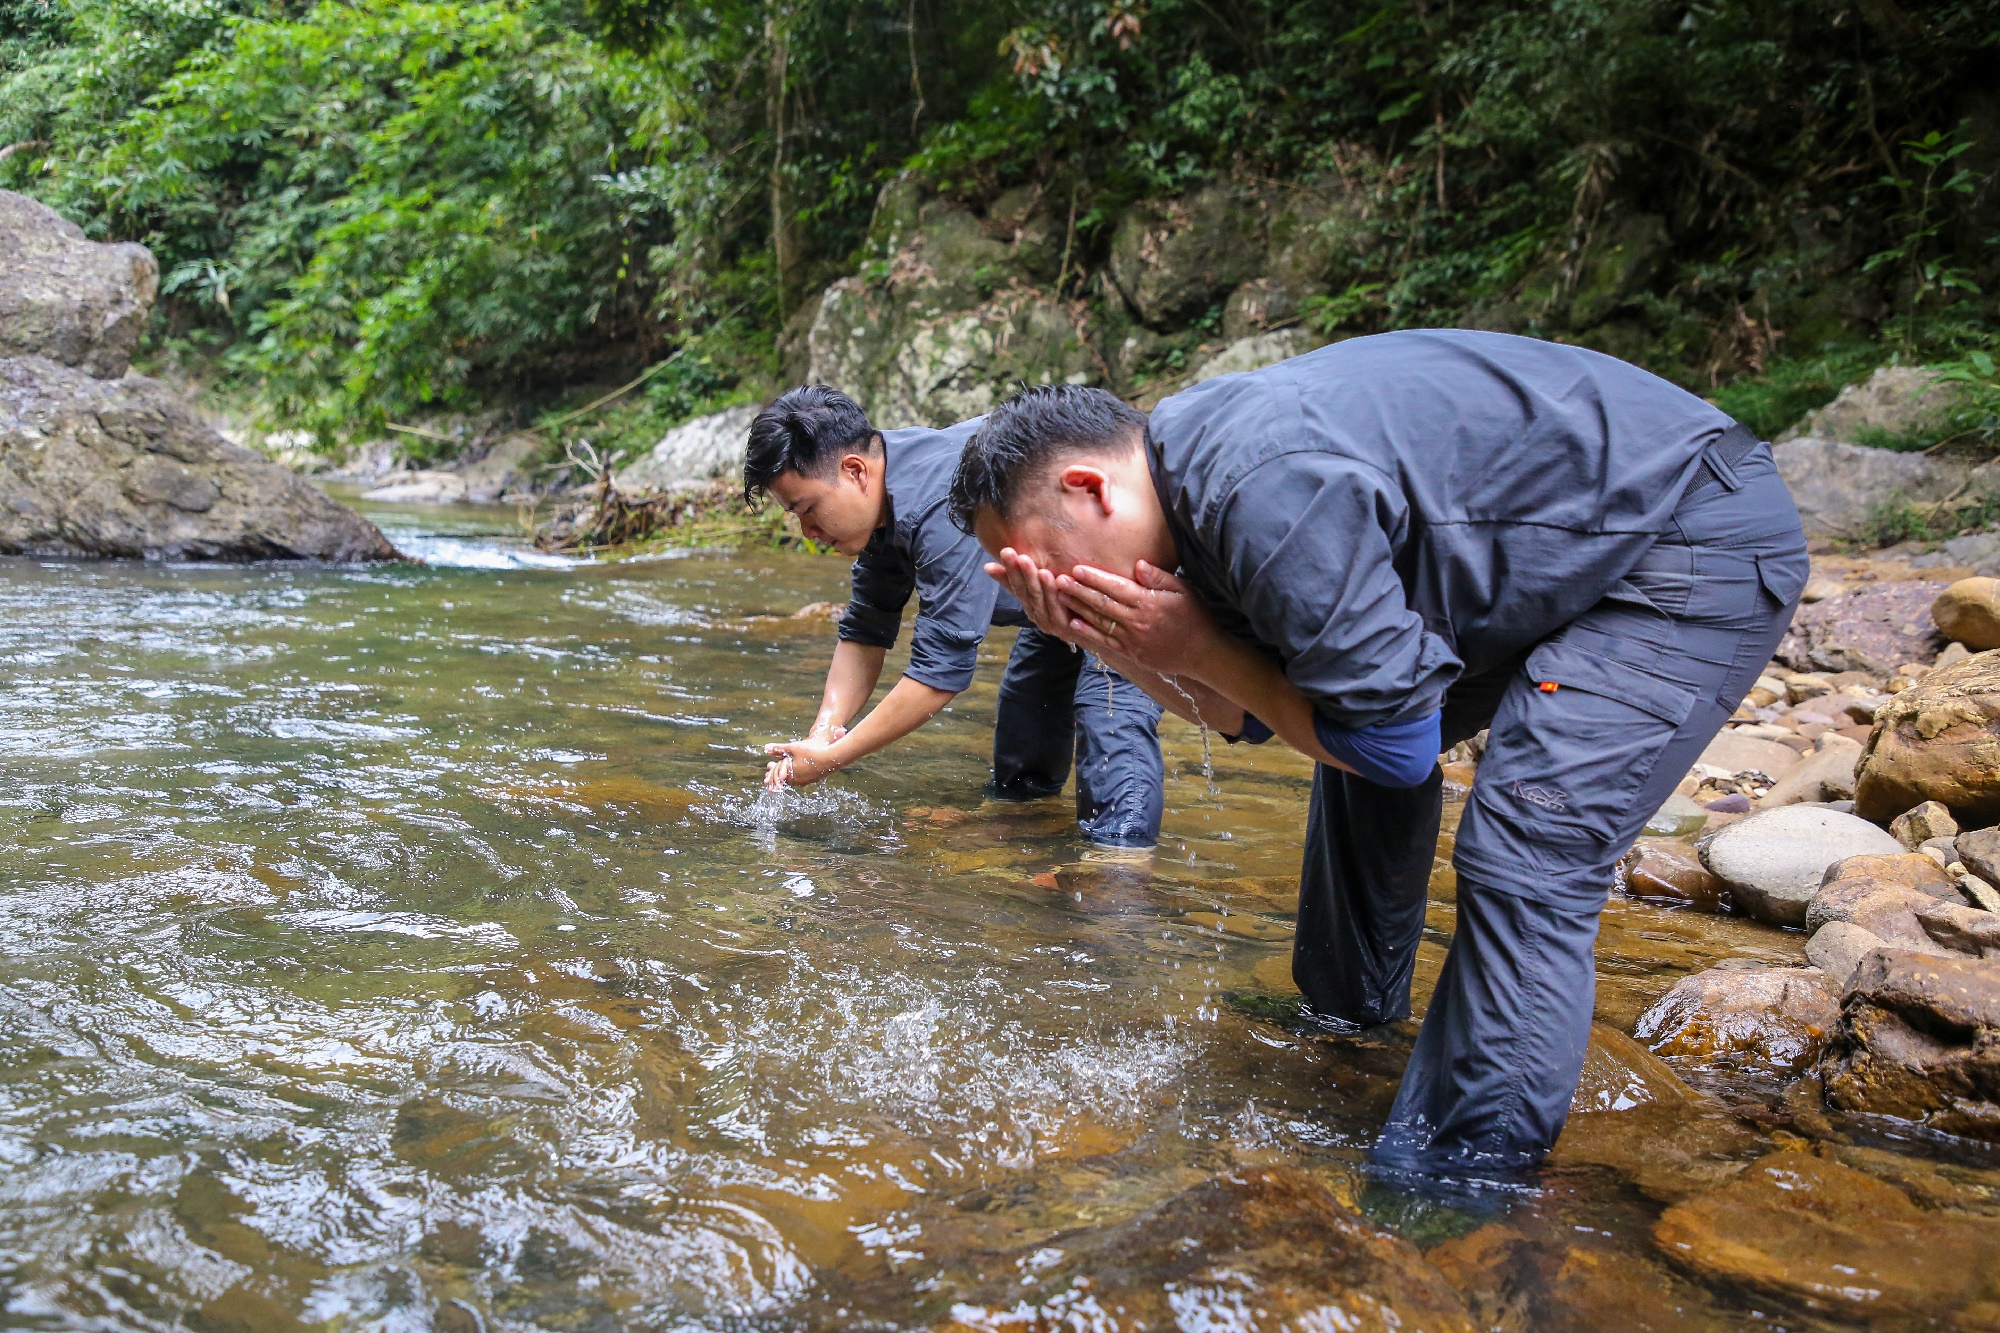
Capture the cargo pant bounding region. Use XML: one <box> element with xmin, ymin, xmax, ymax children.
<box><xmin>990</xmin><ymin>626</ymin><xmax>1166</xmax><ymax>847</ymax></box>
<box><xmin>1292</xmin><ymin>437</ymin><xmax>1809</xmax><ymax>1182</ymax></box>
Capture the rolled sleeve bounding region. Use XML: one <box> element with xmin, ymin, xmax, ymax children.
<box><xmin>838</xmin><ymin>535</ymin><xmax>915</xmax><ymax>649</ymax></box>
<box><xmin>901</xmin><ymin>504</ymin><xmax>1002</xmax><ymax>693</ymax></box>
<box><xmin>1220</xmin><ymin>453</ymin><xmax>1461</xmax><ymax>728</ymax></box>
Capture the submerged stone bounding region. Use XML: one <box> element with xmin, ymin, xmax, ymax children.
<box><xmin>1654</xmin><ymin>1148</ymin><xmax>2000</xmax><ymax>1325</ymax></box>
<box><xmin>1821</xmin><ymin>948</ymin><xmax>2000</xmax><ymax>1140</ymax></box>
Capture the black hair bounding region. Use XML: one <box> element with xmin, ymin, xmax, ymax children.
<box><xmin>743</xmin><ymin>384</ymin><xmax>878</xmax><ymax>502</ymax></box>
<box><xmin>947</xmin><ymin>384</ymin><xmax>1147</xmax><ymax>532</ymax></box>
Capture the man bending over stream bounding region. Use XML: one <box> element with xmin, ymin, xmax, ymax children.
<box><xmin>945</xmin><ymin>331</ymin><xmax>1808</xmax><ymax>1184</ymax></box>
<box><xmin>745</xmin><ymin>385</ymin><xmax>1165</xmax><ymax>848</ymax></box>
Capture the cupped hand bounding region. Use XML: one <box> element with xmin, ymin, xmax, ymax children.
<box><xmin>983</xmin><ymin>547</ymin><xmax>1077</xmax><ymax>642</ymax></box>
<box><xmin>763</xmin><ymin>736</ymin><xmax>843</xmax><ymax>791</ymax></box>
<box><xmin>1055</xmin><ymin>560</ymin><xmax>1216</xmax><ymax>678</ymax></box>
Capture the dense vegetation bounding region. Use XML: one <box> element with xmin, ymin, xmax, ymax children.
<box><xmin>3</xmin><ymin>0</ymin><xmax>1996</xmax><ymax>443</ymax></box>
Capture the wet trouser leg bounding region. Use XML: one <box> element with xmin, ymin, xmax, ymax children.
<box><xmin>991</xmin><ymin>627</ymin><xmax>1165</xmax><ymax>847</ymax></box>
<box><xmin>1298</xmin><ymin>441</ymin><xmax>1807</xmax><ymax>1180</ymax></box>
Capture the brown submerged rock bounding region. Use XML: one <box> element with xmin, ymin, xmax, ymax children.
<box><xmin>1621</xmin><ymin>839</ymin><xmax>1725</xmax><ymax>907</ymax></box>
<box><xmin>1855</xmin><ymin>651</ymin><xmax>2000</xmax><ymax>824</ymax></box>
<box><xmin>1778</xmin><ymin>578</ymin><xmax>1949</xmax><ymax>676</ymax></box>
<box><xmin>1430</xmin><ymin>1221</ymin><xmax>1742</xmax><ymax>1332</ymax></box>
<box><xmin>1821</xmin><ymin>948</ymin><xmax>2000</xmax><ymax>1140</ymax></box>
<box><xmin>1654</xmin><ymin>1147</ymin><xmax>2000</xmax><ymax>1326</ymax></box>
<box><xmin>1634</xmin><ymin>966</ymin><xmax>1838</xmax><ymax>1076</ymax></box>
<box><xmin>0</xmin><ymin>357</ymin><xmax>396</xmax><ymax>560</ymax></box>
<box><xmin>0</xmin><ymin>190</ymin><xmax>157</xmax><ymax>378</ymax></box>
<box><xmin>928</xmin><ymin>1166</ymin><xmax>1476</xmax><ymax>1333</ymax></box>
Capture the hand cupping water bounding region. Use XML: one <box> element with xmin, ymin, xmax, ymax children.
<box><xmin>1054</xmin><ymin>560</ymin><xmax>1218</xmax><ymax>681</ymax></box>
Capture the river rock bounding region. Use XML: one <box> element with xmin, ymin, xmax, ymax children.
<box><xmin>1756</xmin><ymin>733</ymin><xmax>1861</xmax><ymax>807</ymax></box>
<box><xmin>929</xmin><ymin>1166</ymin><xmax>1478</xmax><ymax>1333</ymax></box>
<box><xmin>1778</xmin><ymin>364</ymin><xmax>1962</xmax><ymax>445</ymax></box>
<box><xmin>1771</xmin><ymin>437</ymin><xmax>1973</xmax><ymax>540</ymax></box>
<box><xmin>615</xmin><ymin>403</ymin><xmax>761</xmax><ymax>495</ymax></box>
<box><xmin>1623</xmin><ymin>840</ymin><xmax>1723</xmax><ymax>906</ymax></box>
<box><xmin>1890</xmin><ymin>798</ymin><xmax>1958</xmax><ymax>848</ymax></box>
<box><xmin>1918</xmin><ymin>899</ymin><xmax>2000</xmax><ymax>958</ymax></box>
<box><xmin>1776</xmin><ymin>577</ymin><xmax>1949</xmax><ymax>675</ymax></box>
<box><xmin>1854</xmin><ymin>650</ymin><xmax>2000</xmax><ymax>823</ymax></box>
<box><xmin>1959</xmin><ymin>826</ymin><xmax>2000</xmax><ymax>886</ymax></box>
<box><xmin>0</xmin><ymin>190</ymin><xmax>158</xmax><ymax>379</ymax></box>
<box><xmin>1805</xmin><ymin>854</ymin><xmax>1959</xmax><ymax>951</ymax></box>
<box><xmin>1913</xmin><ymin>528</ymin><xmax>2000</xmax><ymax>577</ymax></box>
<box><xmin>1934</xmin><ymin>577</ymin><xmax>2000</xmax><ymax>651</ymax></box>
<box><xmin>1644</xmin><ymin>791</ymin><xmax>1708</xmax><ymax>837</ymax></box>
<box><xmin>1694</xmin><ymin>729</ymin><xmax>1800</xmax><ymax>779</ymax></box>
<box><xmin>0</xmin><ymin>356</ymin><xmax>396</xmax><ymax>561</ymax></box>
<box><xmin>1821</xmin><ymin>948</ymin><xmax>2000</xmax><ymax>1140</ymax></box>
<box><xmin>1653</xmin><ymin>1148</ymin><xmax>2000</xmax><ymax>1324</ymax></box>
<box><xmin>1808</xmin><ymin>921</ymin><xmax>1888</xmax><ymax>988</ymax></box>
<box><xmin>1699</xmin><ymin>806</ymin><xmax>1903</xmax><ymax>926</ymax></box>
<box><xmin>1572</xmin><ymin>1022</ymin><xmax>1698</xmax><ymax>1114</ymax></box>
<box><xmin>1635</xmin><ymin>967</ymin><xmax>1838</xmax><ymax>1076</ymax></box>
<box><xmin>361</xmin><ymin>469</ymin><xmax>466</xmax><ymax>504</ymax></box>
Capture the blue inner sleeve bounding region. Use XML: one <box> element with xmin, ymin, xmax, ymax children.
<box><xmin>1310</xmin><ymin>709</ymin><xmax>1441</xmax><ymax>788</ymax></box>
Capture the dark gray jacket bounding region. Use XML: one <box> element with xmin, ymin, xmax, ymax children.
<box><xmin>838</xmin><ymin>417</ymin><xmax>1023</xmax><ymax>692</ymax></box>
<box><xmin>1146</xmin><ymin>329</ymin><xmax>1739</xmax><ymax>728</ymax></box>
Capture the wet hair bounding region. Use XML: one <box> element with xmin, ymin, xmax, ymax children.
<box><xmin>743</xmin><ymin>384</ymin><xmax>878</xmax><ymax>502</ymax></box>
<box><xmin>947</xmin><ymin>384</ymin><xmax>1147</xmax><ymax>533</ymax></box>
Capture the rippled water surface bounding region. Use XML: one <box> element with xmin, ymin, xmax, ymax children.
<box><xmin>0</xmin><ymin>498</ymin><xmax>1978</xmax><ymax>1331</ymax></box>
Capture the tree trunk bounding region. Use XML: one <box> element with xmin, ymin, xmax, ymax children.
<box><xmin>766</xmin><ymin>5</ymin><xmax>802</xmax><ymax>316</ymax></box>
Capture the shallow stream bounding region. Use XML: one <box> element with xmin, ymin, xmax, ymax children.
<box><xmin>0</xmin><ymin>496</ymin><xmax>1990</xmax><ymax>1330</ymax></box>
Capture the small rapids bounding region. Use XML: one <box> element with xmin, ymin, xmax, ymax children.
<box><xmin>0</xmin><ymin>495</ymin><xmax>1980</xmax><ymax>1331</ymax></box>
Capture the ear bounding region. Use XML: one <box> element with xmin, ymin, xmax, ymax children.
<box><xmin>1057</xmin><ymin>464</ymin><xmax>1113</xmax><ymax>517</ymax></box>
<box><xmin>839</xmin><ymin>452</ymin><xmax>872</xmax><ymax>488</ymax></box>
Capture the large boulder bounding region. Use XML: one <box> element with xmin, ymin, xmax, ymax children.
<box><xmin>614</xmin><ymin>403</ymin><xmax>761</xmax><ymax>496</ymax></box>
<box><xmin>1775</xmin><ymin>577</ymin><xmax>1949</xmax><ymax>675</ymax></box>
<box><xmin>1777</xmin><ymin>364</ymin><xmax>1961</xmax><ymax>445</ymax></box>
<box><xmin>1854</xmin><ymin>650</ymin><xmax>2000</xmax><ymax>823</ymax></box>
<box><xmin>0</xmin><ymin>190</ymin><xmax>157</xmax><ymax>379</ymax></box>
<box><xmin>1106</xmin><ymin>184</ymin><xmax>1265</xmax><ymax>328</ymax></box>
<box><xmin>1771</xmin><ymin>437</ymin><xmax>1974</xmax><ymax>539</ymax></box>
<box><xmin>0</xmin><ymin>356</ymin><xmax>396</xmax><ymax>560</ymax></box>
<box><xmin>1635</xmin><ymin>966</ymin><xmax>1839</xmax><ymax>1077</ymax></box>
<box><xmin>1821</xmin><ymin>948</ymin><xmax>2000</xmax><ymax>1140</ymax></box>
<box><xmin>1699</xmin><ymin>806</ymin><xmax>1903</xmax><ymax>925</ymax></box>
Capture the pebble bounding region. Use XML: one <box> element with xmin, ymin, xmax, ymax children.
<box><xmin>1889</xmin><ymin>799</ymin><xmax>1958</xmax><ymax>849</ymax></box>
<box><xmin>1703</xmin><ymin>793</ymin><xmax>1750</xmax><ymax>813</ymax></box>
<box><xmin>1700</xmin><ymin>806</ymin><xmax>1903</xmax><ymax>926</ymax></box>
<box><xmin>1645</xmin><ymin>792</ymin><xmax>1709</xmax><ymax>838</ymax></box>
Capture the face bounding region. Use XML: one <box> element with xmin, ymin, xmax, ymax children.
<box><xmin>970</xmin><ymin>445</ymin><xmax>1174</xmax><ymax>581</ymax></box>
<box><xmin>767</xmin><ymin>447</ymin><xmax>886</xmax><ymax>556</ymax></box>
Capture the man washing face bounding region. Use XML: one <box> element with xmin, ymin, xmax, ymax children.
<box><xmin>744</xmin><ymin>385</ymin><xmax>1165</xmax><ymax>848</ymax></box>
<box><xmin>946</xmin><ymin>330</ymin><xmax>1808</xmax><ymax>1183</ymax></box>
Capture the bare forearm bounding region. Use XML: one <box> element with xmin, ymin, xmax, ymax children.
<box><xmin>816</xmin><ymin>640</ymin><xmax>886</xmax><ymax>733</ymax></box>
<box><xmin>1181</xmin><ymin>636</ymin><xmax>1350</xmax><ymax>770</ymax></box>
<box><xmin>1112</xmin><ymin>661</ymin><xmax>1246</xmax><ymax>734</ymax></box>
<box><xmin>824</xmin><ymin>675</ymin><xmax>956</xmax><ymax>769</ymax></box>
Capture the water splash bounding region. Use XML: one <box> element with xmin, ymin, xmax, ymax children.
<box><xmin>1160</xmin><ymin>675</ymin><xmax>1217</xmax><ymax>794</ymax></box>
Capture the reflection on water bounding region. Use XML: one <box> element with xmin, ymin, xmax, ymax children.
<box><xmin>0</xmin><ymin>497</ymin><xmax>1986</xmax><ymax>1330</ymax></box>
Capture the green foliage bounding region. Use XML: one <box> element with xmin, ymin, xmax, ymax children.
<box><xmin>1712</xmin><ymin>345</ymin><xmax>1886</xmax><ymax>441</ymax></box>
<box><xmin>3</xmin><ymin>0</ymin><xmax>1996</xmax><ymax>444</ymax></box>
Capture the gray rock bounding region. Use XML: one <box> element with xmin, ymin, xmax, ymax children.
<box><xmin>1107</xmin><ymin>185</ymin><xmax>1264</xmax><ymax>328</ymax></box>
<box><xmin>1911</xmin><ymin>529</ymin><xmax>2000</xmax><ymax>576</ymax></box>
<box><xmin>1187</xmin><ymin>328</ymin><xmax>1317</xmax><ymax>385</ymax></box>
<box><xmin>1808</xmin><ymin>920</ymin><xmax>1888</xmax><ymax>989</ymax></box>
<box><xmin>1758</xmin><ymin>734</ymin><xmax>1863</xmax><ymax>807</ymax></box>
<box><xmin>457</xmin><ymin>432</ymin><xmax>545</xmax><ymax>504</ymax></box>
<box><xmin>1696</xmin><ymin>729</ymin><xmax>1802</xmax><ymax>779</ymax></box>
<box><xmin>1772</xmin><ymin>437</ymin><xmax>1973</xmax><ymax>539</ymax></box>
<box><xmin>1776</xmin><ymin>578</ymin><xmax>1948</xmax><ymax>675</ymax></box>
<box><xmin>0</xmin><ymin>190</ymin><xmax>158</xmax><ymax>379</ymax></box>
<box><xmin>1645</xmin><ymin>791</ymin><xmax>1710</xmax><ymax>837</ymax></box>
<box><xmin>1776</xmin><ymin>365</ymin><xmax>1959</xmax><ymax>445</ymax></box>
<box><xmin>1954</xmin><ymin>826</ymin><xmax>2000</xmax><ymax>886</ymax></box>
<box><xmin>1700</xmin><ymin>806</ymin><xmax>1903</xmax><ymax>926</ymax></box>
<box><xmin>1916</xmin><ymin>899</ymin><xmax>2000</xmax><ymax>957</ymax></box>
<box><xmin>615</xmin><ymin>403</ymin><xmax>762</xmax><ymax>496</ymax></box>
<box><xmin>361</xmin><ymin>469</ymin><xmax>467</xmax><ymax>504</ymax></box>
<box><xmin>0</xmin><ymin>355</ymin><xmax>396</xmax><ymax>561</ymax></box>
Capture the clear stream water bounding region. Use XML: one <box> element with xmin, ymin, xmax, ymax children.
<box><xmin>0</xmin><ymin>495</ymin><xmax>1986</xmax><ymax>1330</ymax></box>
